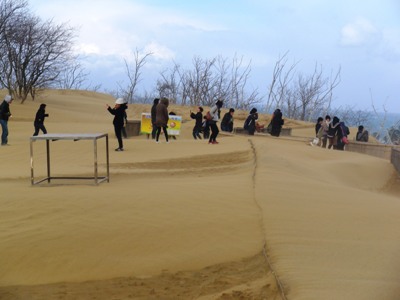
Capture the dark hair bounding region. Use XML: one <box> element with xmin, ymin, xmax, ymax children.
<box><xmin>332</xmin><ymin>116</ymin><xmax>340</xmax><ymax>125</ymax></box>
<box><xmin>199</xmin><ymin>106</ymin><xmax>203</xmax><ymax>112</ymax></box>
<box><xmin>317</xmin><ymin>117</ymin><xmax>323</xmax><ymax>123</ymax></box>
<box><xmin>358</xmin><ymin>125</ymin><xmax>364</xmax><ymax>131</ymax></box>
<box><xmin>250</xmin><ymin>108</ymin><xmax>257</xmax><ymax>114</ymax></box>
<box><xmin>229</xmin><ymin>108</ymin><xmax>235</xmax><ymax>113</ymax></box>
<box><xmin>325</xmin><ymin>115</ymin><xmax>331</xmax><ymax>120</ymax></box>
<box><xmin>153</xmin><ymin>98</ymin><xmax>160</xmax><ymax>105</ymax></box>
<box><xmin>216</xmin><ymin>100</ymin><xmax>224</xmax><ymax>108</ymax></box>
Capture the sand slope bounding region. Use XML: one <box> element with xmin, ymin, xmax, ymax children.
<box><xmin>0</xmin><ymin>90</ymin><xmax>399</xmax><ymax>299</ymax></box>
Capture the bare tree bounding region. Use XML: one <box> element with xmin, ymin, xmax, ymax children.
<box><xmin>120</xmin><ymin>48</ymin><xmax>153</xmax><ymax>103</ymax></box>
<box><xmin>266</xmin><ymin>51</ymin><xmax>298</xmax><ymax>113</ymax></box>
<box><xmin>56</xmin><ymin>58</ymin><xmax>89</xmax><ymax>90</ymax></box>
<box><xmin>156</xmin><ymin>63</ymin><xmax>181</xmax><ymax>103</ymax></box>
<box><xmin>156</xmin><ymin>54</ymin><xmax>262</xmax><ymax>109</ymax></box>
<box><xmin>267</xmin><ymin>52</ymin><xmax>340</xmax><ymax>120</ymax></box>
<box><xmin>0</xmin><ymin>2</ymin><xmax>76</xmax><ymax>102</ymax></box>
<box><xmin>222</xmin><ymin>54</ymin><xmax>262</xmax><ymax>110</ymax></box>
<box><xmin>296</xmin><ymin>64</ymin><xmax>341</xmax><ymax>121</ymax></box>
<box><xmin>331</xmin><ymin>105</ymin><xmax>372</xmax><ymax>128</ymax></box>
<box><xmin>0</xmin><ymin>0</ymin><xmax>28</xmax><ymax>93</ymax></box>
<box><xmin>370</xmin><ymin>90</ymin><xmax>392</xmax><ymax>143</ymax></box>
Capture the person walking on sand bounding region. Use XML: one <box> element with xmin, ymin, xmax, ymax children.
<box><xmin>155</xmin><ymin>97</ymin><xmax>169</xmax><ymax>143</ymax></box>
<box><xmin>33</xmin><ymin>103</ymin><xmax>49</xmax><ymax>136</ymax></box>
<box><xmin>150</xmin><ymin>98</ymin><xmax>159</xmax><ymax>139</ymax></box>
<box><xmin>106</xmin><ymin>97</ymin><xmax>126</xmax><ymax>151</ymax></box>
<box><xmin>190</xmin><ymin>106</ymin><xmax>203</xmax><ymax>139</ymax></box>
<box><xmin>0</xmin><ymin>95</ymin><xmax>13</xmax><ymax>146</ymax></box>
<box><xmin>208</xmin><ymin>99</ymin><xmax>223</xmax><ymax>144</ymax></box>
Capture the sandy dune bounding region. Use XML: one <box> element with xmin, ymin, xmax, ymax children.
<box><xmin>0</xmin><ymin>90</ymin><xmax>399</xmax><ymax>299</ymax></box>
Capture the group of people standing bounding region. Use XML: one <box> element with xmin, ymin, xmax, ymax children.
<box><xmin>313</xmin><ymin>115</ymin><xmax>355</xmax><ymax>150</ymax></box>
<box><xmin>188</xmin><ymin>100</ymin><xmax>224</xmax><ymax>144</ymax></box>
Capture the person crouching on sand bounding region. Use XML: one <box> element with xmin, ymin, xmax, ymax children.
<box><xmin>106</xmin><ymin>98</ymin><xmax>126</xmax><ymax>151</ymax></box>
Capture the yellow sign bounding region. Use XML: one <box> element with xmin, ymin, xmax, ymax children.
<box><xmin>140</xmin><ymin>113</ymin><xmax>182</xmax><ymax>136</ymax></box>
<box><xmin>167</xmin><ymin>114</ymin><xmax>182</xmax><ymax>136</ymax></box>
<box><xmin>141</xmin><ymin>113</ymin><xmax>152</xmax><ymax>134</ymax></box>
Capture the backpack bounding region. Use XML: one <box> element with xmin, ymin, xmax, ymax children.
<box><xmin>205</xmin><ymin>111</ymin><xmax>212</xmax><ymax>121</ymax></box>
<box><xmin>339</xmin><ymin>122</ymin><xmax>349</xmax><ymax>144</ymax></box>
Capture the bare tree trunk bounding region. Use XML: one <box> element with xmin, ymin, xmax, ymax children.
<box><xmin>121</xmin><ymin>48</ymin><xmax>153</xmax><ymax>103</ymax></box>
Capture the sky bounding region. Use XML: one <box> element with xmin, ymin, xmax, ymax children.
<box><xmin>28</xmin><ymin>0</ymin><xmax>400</xmax><ymax>113</ymax></box>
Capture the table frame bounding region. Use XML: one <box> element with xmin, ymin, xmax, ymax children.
<box><xmin>30</xmin><ymin>133</ymin><xmax>110</xmax><ymax>185</ymax></box>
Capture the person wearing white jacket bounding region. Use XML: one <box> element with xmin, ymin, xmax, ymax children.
<box><xmin>208</xmin><ymin>100</ymin><xmax>223</xmax><ymax>144</ymax></box>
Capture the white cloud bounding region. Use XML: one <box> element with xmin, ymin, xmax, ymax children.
<box><xmin>143</xmin><ymin>42</ymin><xmax>175</xmax><ymax>61</ymax></box>
<box><xmin>381</xmin><ymin>28</ymin><xmax>400</xmax><ymax>59</ymax></box>
<box><xmin>30</xmin><ymin>0</ymin><xmax>223</xmax><ymax>59</ymax></box>
<box><xmin>75</xmin><ymin>43</ymin><xmax>101</xmax><ymax>55</ymax></box>
<box><xmin>340</xmin><ymin>17</ymin><xmax>379</xmax><ymax>46</ymax></box>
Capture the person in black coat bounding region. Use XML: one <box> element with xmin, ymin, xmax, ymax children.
<box><xmin>106</xmin><ymin>97</ymin><xmax>127</xmax><ymax>151</ymax></box>
<box><xmin>244</xmin><ymin>108</ymin><xmax>258</xmax><ymax>135</ymax></box>
<box><xmin>327</xmin><ymin>116</ymin><xmax>340</xmax><ymax>149</ymax></box>
<box><xmin>0</xmin><ymin>94</ymin><xmax>13</xmax><ymax>145</ymax></box>
<box><xmin>356</xmin><ymin>125</ymin><xmax>369</xmax><ymax>142</ymax></box>
<box><xmin>202</xmin><ymin>116</ymin><xmax>210</xmax><ymax>139</ymax></box>
<box><xmin>121</xmin><ymin>100</ymin><xmax>128</xmax><ymax>138</ymax></box>
<box><xmin>33</xmin><ymin>103</ymin><xmax>49</xmax><ymax>136</ymax></box>
<box><xmin>190</xmin><ymin>106</ymin><xmax>203</xmax><ymax>139</ymax></box>
<box><xmin>221</xmin><ymin>108</ymin><xmax>235</xmax><ymax>132</ymax></box>
<box><xmin>336</xmin><ymin>121</ymin><xmax>350</xmax><ymax>151</ymax></box>
<box><xmin>270</xmin><ymin>108</ymin><xmax>284</xmax><ymax>137</ymax></box>
<box><xmin>150</xmin><ymin>98</ymin><xmax>160</xmax><ymax>139</ymax></box>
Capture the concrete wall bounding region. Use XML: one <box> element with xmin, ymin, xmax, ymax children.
<box><xmin>125</xmin><ymin>120</ymin><xmax>141</xmax><ymax>137</ymax></box>
<box><xmin>233</xmin><ymin>127</ymin><xmax>292</xmax><ymax>136</ymax></box>
<box><xmin>345</xmin><ymin>141</ymin><xmax>395</xmax><ymax>160</ymax></box>
<box><xmin>391</xmin><ymin>148</ymin><xmax>400</xmax><ymax>173</ymax></box>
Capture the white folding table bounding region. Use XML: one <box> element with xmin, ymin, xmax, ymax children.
<box><xmin>30</xmin><ymin>133</ymin><xmax>109</xmax><ymax>185</ymax></box>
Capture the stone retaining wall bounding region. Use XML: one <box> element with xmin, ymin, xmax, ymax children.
<box><xmin>345</xmin><ymin>141</ymin><xmax>395</xmax><ymax>160</ymax></box>
<box><xmin>391</xmin><ymin>148</ymin><xmax>400</xmax><ymax>173</ymax></box>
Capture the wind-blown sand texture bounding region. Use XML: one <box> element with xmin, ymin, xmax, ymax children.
<box><xmin>0</xmin><ymin>90</ymin><xmax>399</xmax><ymax>299</ymax></box>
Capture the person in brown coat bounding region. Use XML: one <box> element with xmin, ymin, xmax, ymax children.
<box><xmin>155</xmin><ymin>97</ymin><xmax>169</xmax><ymax>143</ymax></box>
